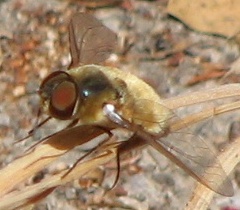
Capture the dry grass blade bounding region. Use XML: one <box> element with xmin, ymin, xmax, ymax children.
<box><xmin>0</xmin><ymin>148</ymin><xmax>116</xmax><ymax>210</ymax></box>
<box><xmin>185</xmin><ymin>136</ymin><xmax>240</xmax><ymax>210</ymax></box>
<box><xmin>163</xmin><ymin>84</ymin><xmax>240</xmax><ymax>109</ymax></box>
<box><xmin>0</xmin><ymin>142</ymin><xmax>64</xmax><ymax>198</ymax></box>
<box><xmin>170</xmin><ymin>100</ymin><xmax>240</xmax><ymax>132</ymax></box>
<box><xmin>0</xmin><ymin>84</ymin><xmax>239</xmax><ymax>209</ymax></box>
<box><xmin>0</xmin><ymin>125</ymin><xmax>107</xmax><ymax>197</ymax></box>
<box><xmin>163</xmin><ymin>84</ymin><xmax>240</xmax><ymax>210</ymax></box>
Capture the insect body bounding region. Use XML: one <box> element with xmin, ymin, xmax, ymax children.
<box><xmin>36</xmin><ymin>13</ymin><xmax>233</xmax><ymax>197</ymax></box>
<box><xmin>40</xmin><ymin>64</ymin><xmax>171</xmax><ymax>133</ymax></box>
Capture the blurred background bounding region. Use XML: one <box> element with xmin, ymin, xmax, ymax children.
<box><xmin>0</xmin><ymin>0</ymin><xmax>240</xmax><ymax>209</ymax></box>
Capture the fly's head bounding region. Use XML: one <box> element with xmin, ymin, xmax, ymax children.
<box><xmin>39</xmin><ymin>71</ymin><xmax>78</xmax><ymax>120</ymax></box>
<box><xmin>39</xmin><ymin>65</ymin><xmax>130</xmax><ymax>125</ymax></box>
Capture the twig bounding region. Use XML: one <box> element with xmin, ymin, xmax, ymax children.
<box><xmin>163</xmin><ymin>84</ymin><xmax>240</xmax><ymax>109</ymax></box>
<box><xmin>0</xmin><ymin>84</ymin><xmax>239</xmax><ymax>209</ymax></box>
<box><xmin>185</xmin><ymin>136</ymin><xmax>240</xmax><ymax>210</ymax></box>
<box><xmin>0</xmin><ymin>148</ymin><xmax>116</xmax><ymax>210</ymax></box>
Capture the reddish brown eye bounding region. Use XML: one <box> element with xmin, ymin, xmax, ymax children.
<box><xmin>39</xmin><ymin>71</ymin><xmax>78</xmax><ymax>120</ymax></box>
<box><xmin>51</xmin><ymin>81</ymin><xmax>76</xmax><ymax>113</ymax></box>
<box><xmin>49</xmin><ymin>79</ymin><xmax>77</xmax><ymax>120</ymax></box>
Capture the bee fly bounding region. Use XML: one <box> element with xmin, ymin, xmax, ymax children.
<box><xmin>25</xmin><ymin>13</ymin><xmax>233</xmax><ymax>197</ymax></box>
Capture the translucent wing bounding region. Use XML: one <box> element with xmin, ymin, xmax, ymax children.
<box><xmin>68</xmin><ymin>13</ymin><xmax>117</xmax><ymax>68</ymax></box>
<box><xmin>132</xmin><ymin>99</ymin><xmax>233</xmax><ymax>196</ymax></box>
<box><xmin>156</xmin><ymin>130</ymin><xmax>233</xmax><ymax>196</ymax></box>
<box><xmin>104</xmin><ymin>100</ymin><xmax>234</xmax><ymax>196</ymax></box>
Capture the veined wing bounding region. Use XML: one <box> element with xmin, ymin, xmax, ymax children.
<box><xmin>120</xmin><ymin>99</ymin><xmax>234</xmax><ymax>196</ymax></box>
<box><xmin>68</xmin><ymin>13</ymin><xmax>117</xmax><ymax>68</ymax></box>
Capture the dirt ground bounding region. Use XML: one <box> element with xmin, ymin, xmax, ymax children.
<box><xmin>0</xmin><ymin>0</ymin><xmax>240</xmax><ymax>209</ymax></box>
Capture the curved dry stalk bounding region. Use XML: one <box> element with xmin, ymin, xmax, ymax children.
<box><xmin>185</xmin><ymin>136</ymin><xmax>240</xmax><ymax>210</ymax></box>
<box><xmin>0</xmin><ymin>84</ymin><xmax>239</xmax><ymax>209</ymax></box>
<box><xmin>0</xmin><ymin>148</ymin><xmax>117</xmax><ymax>210</ymax></box>
<box><xmin>164</xmin><ymin>84</ymin><xmax>240</xmax><ymax>210</ymax></box>
<box><xmin>170</xmin><ymin>100</ymin><xmax>240</xmax><ymax>131</ymax></box>
<box><xmin>163</xmin><ymin>83</ymin><xmax>240</xmax><ymax>109</ymax></box>
<box><xmin>0</xmin><ymin>142</ymin><xmax>64</xmax><ymax>198</ymax></box>
<box><xmin>0</xmin><ymin>125</ymin><xmax>107</xmax><ymax>197</ymax></box>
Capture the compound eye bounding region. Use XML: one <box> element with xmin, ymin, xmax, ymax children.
<box><xmin>39</xmin><ymin>71</ymin><xmax>78</xmax><ymax>120</ymax></box>
<box><xmin>50</xmin><ymin>80</ymin><xmax>77</xmax><ymax>119</ymax></box>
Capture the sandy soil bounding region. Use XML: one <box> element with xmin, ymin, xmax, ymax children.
<box><xmin>0</xmin><ymin>0</ymin><xmax>240</xmax><ymax>209</ymax></box>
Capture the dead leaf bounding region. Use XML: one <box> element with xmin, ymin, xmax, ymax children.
<box><xmin>168</xmin><ymin>0</ymin><xmax>240</xmax><ymax>37</ymax></box>
<box><xmin>186</xmin><ymin>63</ymin><xmax>227</xmax><ymax>85</ymax></box>
<box><xmin>70</xmin><ymin>0</ymin><xmax>122</xmax><ymax>8</ymax></box>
